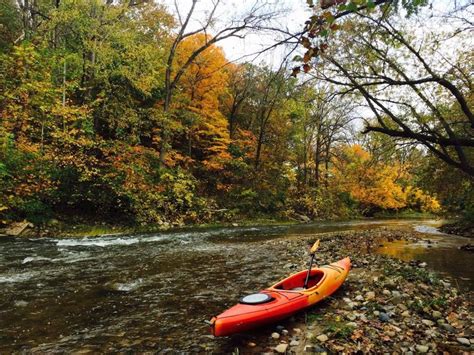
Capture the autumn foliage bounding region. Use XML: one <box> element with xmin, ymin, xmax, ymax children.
<box><xmin>0</xmin><ymin>0</ymin><xmax>448</xmax><ymax>228</ymax></box>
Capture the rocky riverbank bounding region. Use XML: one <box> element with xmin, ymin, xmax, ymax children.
<box><xmin>224</xmin><ymin>229</ymin><xmax>473</xmax><ymax>354</ymax></box>
<box><xmin>440</xmin><ymin>220</ymin><xmax>474</xmax><ymax>238</ymax></box>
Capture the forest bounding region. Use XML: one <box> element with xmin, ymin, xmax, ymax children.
<box><xmin>0</xmin><ymin>0</ymin><xmax>472</xmax><ymax>230</ymax></box>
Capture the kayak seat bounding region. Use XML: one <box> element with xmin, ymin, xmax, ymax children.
<box><xmin>274</xmin><ymin>270</ymin><xmax>325</xmax><ymax>290</ymax></box>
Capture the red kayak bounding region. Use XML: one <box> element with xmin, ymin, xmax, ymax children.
<box><xmin>209</xmin><ymin>257</ymin><xmax>351</xmax><ymax>336</ymax></box>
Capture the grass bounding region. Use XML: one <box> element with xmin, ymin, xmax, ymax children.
<box><xmin>383</xmin><ymin>265</ymin><xmax>439</xmax><ymax>286</ymax></box>
<box><xmin>324</xmin><ymin>322</ymin><xmax>356</xmax><ymax>340</ymax></box>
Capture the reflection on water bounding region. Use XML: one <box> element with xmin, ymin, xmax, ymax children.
<box><xmin>376</xmin><ymin>228</ymin><xmax>473</xmax><ymax>289</ymax></box>
<box><xmin>0</xmin><ymin>219</ymin><xmax>472</xmax><ymax>352</ymax></box>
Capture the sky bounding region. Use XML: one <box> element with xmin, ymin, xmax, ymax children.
<box><xmin>160</xmin><ymin>0</ymin><xmax>472</xmax><ymax>69</ymax></box>
<box><xmin>161</xmin><ymin>0</ymin><xmax>312</xmax><ymax>67</ymax></box>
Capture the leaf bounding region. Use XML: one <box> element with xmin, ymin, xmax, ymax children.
<box><xmin>346</xmin><ymin>2</ymin><xmax>358</xmax><ymax>11</ymax></box>
<box><xmin>301</xmin><ymin>36</ymin><xmax>312</xmax><ymax>49</ymax></box>
<box><xmin>303</xmin><ymin>64</ymin><xmax>311</xmax><ymax>73</ymax></box>
<box><xmin>293</xmin><ymin>55</ymin><xmax>304</xmax><ymax>62</ymax></box>
<box><xmin>291</xmin><ymin>66</ymin><xmax>301</xmax><ymax>77</ymax></box>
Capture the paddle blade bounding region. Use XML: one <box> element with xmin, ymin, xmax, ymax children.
<box><xmin>310</xmin><ymin>239</ymin><xmax>320</xmax><ymax>254</ymax></box>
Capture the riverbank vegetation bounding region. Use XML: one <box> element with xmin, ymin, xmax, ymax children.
<box><xmin>0</xmin><ymin>0</ymin><xmax>472</xmax><ymax>231</ymax></box>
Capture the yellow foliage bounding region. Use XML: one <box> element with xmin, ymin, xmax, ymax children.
<box><xmin>331</xmin><ymin>145</ymin><xmax>440</xmax><ymax>213</ymax></box>
<box><xmin>174</xmin><ymin>34</ymin><xmax>231</xmax><ymax>170</ymax></box>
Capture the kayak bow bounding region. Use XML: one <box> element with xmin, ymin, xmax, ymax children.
<box><xmin>209</xmin><ymin>257</ymin><xmax>351</xmax><ymax>337</ymax></box>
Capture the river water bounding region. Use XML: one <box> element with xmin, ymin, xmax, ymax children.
<box><xmin>0</xmin><ymin>219</ymin><xmax>472</xmax><ymax>352</ymax></box>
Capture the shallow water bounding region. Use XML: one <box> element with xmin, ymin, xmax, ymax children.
<box><xmin>0</xmin><ymin>219</ymin><xmax>471</xmax><ymax>352</ymax></box>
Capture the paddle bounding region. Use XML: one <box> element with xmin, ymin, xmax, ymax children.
<box><xmin>303</xmin><ymin>239</ymin><xmax>320</xmax><ymax>289</ymax></box>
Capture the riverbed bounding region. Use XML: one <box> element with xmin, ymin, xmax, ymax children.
<box><xmin>0</xmin><ymin>219</ymin><xmax>472</xmax><ymax>352</ymax></box>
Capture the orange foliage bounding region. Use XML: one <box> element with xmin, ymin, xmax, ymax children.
<box><xmin>174</xmin><ymin>34</ymin><xmax>231</xmax><ymax>170</ymax></box>
<box><xmin>331</xmin><ymin>145</ymin><xmax>439</xmax><ymax>213</ymax></box>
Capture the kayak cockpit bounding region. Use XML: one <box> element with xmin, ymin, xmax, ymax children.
<box><xmin>271</xmin><ymin>269</ymin><xmax>325</xmax><ymax>291</ymax></box>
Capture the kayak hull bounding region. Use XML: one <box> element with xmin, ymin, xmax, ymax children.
<box><xmin>210</xmin><ymin>257</ymin><xmax>351</xmax><ymax>337</ymax></box>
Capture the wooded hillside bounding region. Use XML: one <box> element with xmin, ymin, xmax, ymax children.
<box><xmin>0</xmin><ymin>0</ymin><xmax>472</xmax><ymax>228</ymax></box>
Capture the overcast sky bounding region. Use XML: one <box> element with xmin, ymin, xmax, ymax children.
<box><xmin>161</xmin><ymin>0</ymin><xmax>312</xmax><ymax>67</ymax></box>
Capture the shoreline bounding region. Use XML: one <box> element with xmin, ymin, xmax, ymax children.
<box><xmin>219</xmin><ymin>229</ymin><xmax>473</xmax><ymax>354</ymax></box>
<box><xmin>2</xmin><ymin>214</ymin><xmax>445</xmax><ymax>239</ymax></box>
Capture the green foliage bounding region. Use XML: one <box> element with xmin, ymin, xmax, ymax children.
<box><xmin>0</xmin><ymin>0</ymin><xmax>21</xmax><ymax>52</ymax></box>
<box><xmin>0</xmin><ymin>0</ymin><xmax>465</xmax><ymax>229</ymax></box>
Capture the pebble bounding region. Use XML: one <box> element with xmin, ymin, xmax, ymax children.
<box><xmin>373</xmin><ymin>310</ymin><xmax>380</xmax><ymax>316</ymax></box>
<box><xmin>440</xmin><ymin>323</ymin><xmax>455</xmax><ymax>332</ymax></box>
<box><xmin>379</xmin><ymin>312</ymin><xmax>390</xmax><ymax>322</ymax></box>
<box><xmin>365</xmin><ymin>291</ymin><xmax>375</xmax><ymax>300</ymax></box>
<box><xmin>271</xmin><ymin>332</ymin><xmax>280</xmax><ymax>339</ymax></box>
<box><xmin>274</xmin><ymin>343</ymin><xmax>288</xmax><ymax>353</ymax></box>
<box><xmin>402</xmin><ymin>310</ymin><xmax>410</xmax><ymax>317</ymax></box>
<box><xmin>346</xmin><ymin>322</ymin><xmax>357</xmax><ymax>328</ymax></box>
<box><xmin>247</xmin><ymin>342</ymin><xmax>256</xmax><ymax>347</ymax></box>
<box><xmin>382</xmin><ymin>289</ymin><xmax>391</xmax><ymax>296</ymax></box>
<box><xmin>456</xmin><ymin>337</ymin><xmax>470</xmax><ymax>346</ymax></box>
<box><xmin>316</xmin><ymin>334</ymin><xmax>328</xmax><ymax>342</ymax></box>
<box><xmin>281</xmin><ymin>329</ymin><xmax>289</xmax><ymax>336</ymax></box>
<box><xmin>355</xmin><ymin>295</ymin><xmax>364</xmax><ymax>301</ymax></box>
<box><xmin>347</xmin><ymin>313</ymin><xmax>357</xmax><ymax>321</ymax></box>
<box><xmin>415</xmin><ymin>345</ymin><xmax>429</xmax><ymax>353</ymax></box>
<box><xmin>432</xmin><ymin>311</ymin><xmax>442</xmax><ymax>319</ymax></box>
<box><xmin>290</xmin><ymin>340</ymin><xmax>300</xmax><ymax>346</ymax></box>
<box><xmin>292</xmin><ymin>328</ymin><xmax>302</xmax><ymax>334</ymax></box>
<box><xmin>422</xmin><ymin>319</ymin><xmax>434</xmax><ymax>327</ymax></box>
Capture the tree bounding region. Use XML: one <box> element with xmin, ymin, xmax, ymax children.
<box><xmin>158</xmin><ymin>0</ymin><xmax>278</xmax><ymax>166</ymax></box>
<box><xmin>298</xmin><ymin>0</ymin><xmax>474</xmax><ymax>176</ymax></box>
<box><xmin>174</xmin><ymin>34</ymin><xmax>231</xmax><ymax>170</ymax></box>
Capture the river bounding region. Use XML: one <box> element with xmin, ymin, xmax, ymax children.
<box><xmin>0</xmin><ymin>219</ymin><xmax>472</xmax><ymax>352</ymax></box>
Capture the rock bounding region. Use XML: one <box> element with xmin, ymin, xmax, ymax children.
<box><xmin>247</xmin><ymin>342</ymin><xmax>256</xmax><ymax>347</ymax></box>
<box><xmin>276</xmin><ymin>325</ymin><xmax>285</xmax><ymax>332</ymax></box>
<box><xmin>275</xmin><ymin>343</ymin><xmax>288</xmax><ymax>353</ymax></box>
<box><xmin>422</xmin><ymin>319</ymin><xmax>434</xmax><ymax>327</ymax></box>
<box><xmin>346</xmin><ymin>322</ymin><xmax>358</xmax><ymax>328</ymax></box>
<box><xmin>398</xmin><ymin>303</ymin><xmax>408</xmax><ymax>311</ymax></box>
<box><xmin>365</xmin><ymin>291</ymin><xmax>376</xmax><ymax>300</ymax></box>
<box><xmin>415</xmin><ymin>345</ymin><xmax>429</xmax><ymax>353</ymax></box>
<box><xmin>271</xmin><ymin>332</ymin><xmax>280</xmax><ymax>339</ymax></box>
<box><xmin>290</xmin><ymin>340</ymin><xmax>300</xmax><ymax>346</ymax></box>
<box><xmin>419</xmin><ymin>262</ymin><xmax>427</xmax><ymax>268</ymax></box>
<box><xmin>355</xmin><ymin>295</ymin><xmax>364</xmax><ymax>301</ymax></box>
<box><xmin>432</xmin><ymin>311</ymin><xmax>442</xmax><ymax>319</ymax></box>
<box><xmin>440</xmin><ymin>323</ymin><xmax>455</xmax><ymax>332</ymax></box>
<box><xmin>456</xmin><ymin>338</ymin><xmax>470</xmax><ymax>346</ymax></box>
<box><xmin>282</xmin><ymin>329</ymin><xmax>289</xmax><ymax>336</ymax></box>
<box><xmin>47</xmin><ymin>218</ymin><xmax>60</xmax><ymax>226</ymax></box>
<box><xmin>5</xmin><ymin>220</ymin><xmax>33</xmax><ymax>236</ymax></box>
<box><xmin>459</xmin><ymin>244</ymin><xmax>474</xmax><ymax>252</ymax></box>
<box><xmin>402</xmin><ymin>311</ymin><xmax>410</xmax><ymax>317</ymax></box>
<box><xmin>316</xmin><ymin>334</ymin><xmax>328</xmax><ymax>342</ymax></box>
<box><xmin>382</xmin><ymin>289</ymin><xmax>391</xmax><ymax>296</ymax></box>
<box><xmin>304</xmin><ymin>344</ymin><xmax>327</xmax><ymax>353</ymax></box>
<box><xmin>373</xmin><ymin>310</ymin><xmax>380</xmax><ymax>316</ymax></box>
<box><xmin>295</xmin><ymin>214</ymin><xmax>311</xmax><ymax>223</ymax></box>
<box><xmin>14</xmin><ymin>300</ymin><xmax>28</xmax><ymax>307</ymax></box>
<box><xmin>293</xmin><ymin>328</ymin><xmax>302</xmax><ymax>334</ymax></box>
<box><xmin>392</xmin><ymin>290</ymin><xmax>402</xmax><ymax>297</ymax></box>
<box><xmin>379</xmin><ymin>312</ymin><xmax>390</xmax><ymax>322</ymax></box>
<box><xmin>347</xmin><ymin>313</ymin><xmax>357</xmax><ymax>321</ymax></box>
<box><xmin>231</xmin><ymin>223</ymin><xmax>239</xmax><ymax>227</ymax></box>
